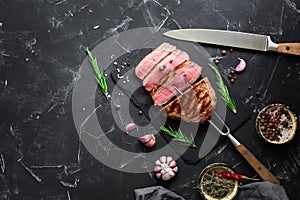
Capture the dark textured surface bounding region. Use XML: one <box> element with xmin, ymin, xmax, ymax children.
<box><xmin>1</xmin><ymin>0</ymin><xmax>300</xmax><ymax>199</ymax></box>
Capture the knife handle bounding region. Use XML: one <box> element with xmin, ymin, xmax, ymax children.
<box><xmin>236</xmin><ymin>144</ymin><xmax>280</xmax><ymax>185</ymax></box>
<box><xmin>277</xmin><ymin>43</ymin><xmax>300</xmax><ymax>56</ymax></box>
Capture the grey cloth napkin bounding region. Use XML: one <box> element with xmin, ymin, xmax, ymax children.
<box><xmin>236</xmin><ymin>181</ymin><xmax>289</xmax><ymax>200</ymax></box>
<box><xmin>134</xmin><ymin>181</ymin><xmax>289</xmax><ymax>200</ymax></box>
<box><xmin>134</xmin><ymin>186</ymin><xmax>185</xmax><ymax>200</ymax></box>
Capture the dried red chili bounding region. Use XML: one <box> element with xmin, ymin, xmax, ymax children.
<box><xmin>219</xmin><ymin>173</ymin><xmax>259</xmax><ymax>181</ymax></box>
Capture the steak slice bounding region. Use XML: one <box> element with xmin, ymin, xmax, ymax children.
<box><xmin>151</xmin><ymin>60</ymin><xmax>202</xmax><ymax>105</ymax></box>
<box><xmin>161</xmin><ymin>77</ymin><xmax>217</xmax><ymax>123</ymax></box>
<box><xmin>135</xmin><ymin>43</ymin><xmax>176</xmax><ymax>80</ymax></box>
<box><xmin>142</xmin><ymin>49</ymin><xmax>189</xmax><ymax>91</ymax></box>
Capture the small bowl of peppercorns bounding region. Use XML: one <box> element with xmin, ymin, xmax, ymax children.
<box><xmin>256</xmin><ymin>104</ymin><xmax>298</xmax><ymax>144</ymax></box>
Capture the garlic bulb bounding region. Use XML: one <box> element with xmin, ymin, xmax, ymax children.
<box><xmin>154</xmin><ymin>156</ymin><xmax>178</xmax><ymax>181</ymax></box>
<box><xmin>139</xmin><ymin>134</ymin><xmax>156</xmax><ymax>147</ymax></box>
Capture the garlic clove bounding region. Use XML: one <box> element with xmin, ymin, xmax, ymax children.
<box><xmin>125</xmin><ymin>123</ymin><xmax>137</xmax><ymax>134</ymax></box>
<box><xmin>166</xmin><ymin>156</ymin><xmax>173</xmax><ymax>164</ymax></box>
<box><xmin>155</xmin><ymin>160</ymin><xmax>162</xmax><ymax>165</ymax></box>
<box><xmin>172</xmin><ymin>166</ymin><xmax>178</xmax><ymax>173</ymax></box>
<box><xmin>234</xmin><ymin>58</ymin><xmax>246</xmax><ymax>72</ymax></box>
<box><xmin>159</xmin><ymin>156</ymin><xmax>167</xmax><ymax>163</ymax></box>
<box><xmin>155</xmin><ymin>172</ymin><xmax>162</xmax><ymax>179</ymax></box>
<box><xmin>154</xmin><ymin>165</ymin><xmax>162</xmax><ymax>173</ymax></box>
<box><xmin>168</xmin><ymin>160</ymin><xmax>176</xmax><ymax>168</ymax></box>
<box><xmin>162</xmin><ymin>170</ymin><xmax>175</xmax><ymax>181</ymax></box>
<box><xmin>139</xmin><ymin>134</ymin><xmax>156</xmax><ymax>147</ymax></box>
<box><xmin>144</xmin><ymin>137</ymin><xmax>156</xmax><ymax>147</ymax></box>
<box><xmin>139</xmin><ymin>134</ymin><xmax>153</xmax><ymax>143</ymax></box>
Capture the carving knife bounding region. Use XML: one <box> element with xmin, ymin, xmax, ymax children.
<box><xmin>164</xmin><ymin>29</ymin><xmax>300</xmax><ymax>56</ymax></box>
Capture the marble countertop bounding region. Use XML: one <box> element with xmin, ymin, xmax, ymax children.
<box><xmin>0</xmin><ymin>0</ymin><xmax>300</xmax><ymax>199</ymax></box>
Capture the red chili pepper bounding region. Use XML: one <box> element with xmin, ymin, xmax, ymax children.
<box><xmin>219</xmin><ymin>173</ymin><xmax>260</xmax><ymax>181</ymax></box>
<box><xmin>219</xmin><ymin>173</ymin><xmax>243</xmax><ymax>180</ymax></box>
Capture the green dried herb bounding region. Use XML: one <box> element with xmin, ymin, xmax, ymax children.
<box><xmin>160</xmin><ymin>126</ymin><xmax>197</xmax><ymax>148</ymax></box>
<box><xmin>208</xmin><ymin>63</ymin><xmax>237</xmax><ymax>114</ymax></box>
<box><xmin>86</xmin><ymin>48</ymin><xmax>109</xmax><ymax>99</ymax></box>
<box><xmin>198</xmin><ymin>168</ymin><xmax>236</xmax><ymax>199</ymax></box>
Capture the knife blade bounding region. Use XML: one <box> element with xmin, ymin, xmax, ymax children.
<box><xmin>164</xmin><ymin>29</ymin><xmax>300</xmax><ymax>56</ymax></box>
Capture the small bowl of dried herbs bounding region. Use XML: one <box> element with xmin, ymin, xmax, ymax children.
<box><xmin>256</xmin><ymin>104</ymin><xmax>297</xmax><ymax>144</ymax></box>
<box><xmin>197</xmin><ymin>163</ymin><xmax>239</xmax><ymax>200</ymax></box>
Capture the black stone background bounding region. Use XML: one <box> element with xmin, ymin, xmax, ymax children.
<box><xmin>0</xmin><ymin>0</ymin><xmax>300</xmax><ymax>199</ymax></box>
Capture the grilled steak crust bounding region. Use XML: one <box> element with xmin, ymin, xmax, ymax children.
<box><xmin>142</xmin><ymin>49</ymin><xmax>189</xmax><ymax>91</ymax></box>
<box><xmin>151</xmin><ymin>60</ymin><xmax>202</xmax><ymax>105</ymax></box>
<box><xmin>161</xmin><ymin>77</ymin><xmax>216</xmax><ymax>123</ymax></box>
<box><xmin>135</xmin><ymin>43</ymin><xmax>176</xmax><ymax>80</ymax></box>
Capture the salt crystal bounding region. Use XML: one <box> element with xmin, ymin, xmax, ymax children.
<box><xmin>93</xmin><ymin>25</ymin><xmax>100</xmax><ymax>30</ymax></box>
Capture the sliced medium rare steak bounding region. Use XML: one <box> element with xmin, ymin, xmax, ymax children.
<box><xmin>135</xmin><ymin>43</ymin><xmax>176</xmax><ymax>80</ymax></box>
<box><xmin>161</xmin><ymin>77</ymin><xmax>217</xmax><ymax>123</ymax></box>
<box><xmin>151</xmin><ymin>60</ymin><xmax>202</xmax><ymax>105</ymax></box>
<box><xmin>142</xmin><ymin>49</ymin><xmax>189</xmax><ymax>91</ymax></box>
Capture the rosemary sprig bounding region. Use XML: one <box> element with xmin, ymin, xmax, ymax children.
<box><xmin>208</xmin><ymin>63</ymin><xmax>237</xmax><ymax>114</ymax></box>
<box><xmin>86</xmin><ymin>48</ymin><xmax>109</xmax><ymax>99</ymax></box>
<box><xmin>160</xmin><ymin>126</ymin><xmax>197</xmax><ymax>148</ymax></box>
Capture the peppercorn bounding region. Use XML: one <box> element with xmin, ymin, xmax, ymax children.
<box><xmin>229</xmin><ymin>48</ymin><xmax>234</xmax><ymax>53</ymax></box>
<box><xmin>230</xmin><ymin>78</ymin><xmax>235</xmax><ymax>83</ymax></box>
<box><xmin>228</xmin><ymin>74</ymin><xmax>233</xmax><ymax>79</ymax></box>
<box><xmin>256</xmin><ymin>91</ymin><xmax>260</xmax><ymax>97</ymax></box>
<box><xmin>230</xmin><ymin>70</ymin><xmax>235</xmax><ymax>74</ymax></box>
<box><xmin>248</xmin><ymin>86</ymin><xmax>251</xmax><ymax>90</ymax></box>
<box><xmin>138</xmin><ymin>110</ymin><xmax>143</xmax><ymax>115</ymax></box>
<box><xmin>115</xmin><ymin>104</ymin><xmax>121</xmax><ymax>110</ymax></box>
<box><xmin>221</xmin><ymin>50</ymin><xmax>227</xmax><ymax>56</ymax></box>
<box><xmin>214</xmin><ymin>59</ymin><xmax>220</xmax><ymax>64</ymax></box>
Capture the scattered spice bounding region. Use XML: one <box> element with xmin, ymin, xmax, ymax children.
<box><xmin>229</xmin><ymin>48</ymin><xmax>234</xmax><ymax>53</ymax></box>
<box><xmin>138</xmin><ymin>110</ymin><xmax>143</xmax><ymax>115</ymax></box>
<box><xmin>256</xmin><ymin>91</ymin><xmax>260</xmax><ymax>97</ymax></box>
<box><xmin>230</xmin><ymin>78</ymin><xmax>235</xmax><ymax>83</ymax></box>
<box><xmin>214</xmin><ymin>59</ymin><xmax>220</xmax><ymax>65</ymax></box>
<box><xmin>115</xmin><ymin>104</ymin><xmax>121</xmax><ymax>110</ymax></box>
<box><xmin>248</xmin><ymin>86</ymin><xmax>251</xmax><ymax>90</ymax></box>
<box><xmin>159</xmin><ymin>64</ymin><xmax>167</xmax><ymax>71</ymax></box>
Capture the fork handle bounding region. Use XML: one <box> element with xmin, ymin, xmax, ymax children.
<box><xmin>236</xmin><ymin>144</ymin><xmax>280</xmax><ymax>184</ymax></box>
<box><xmin>277</xmin><ymin>43</ymin><xmax>300</xmax><ymax>56</ymax></box>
